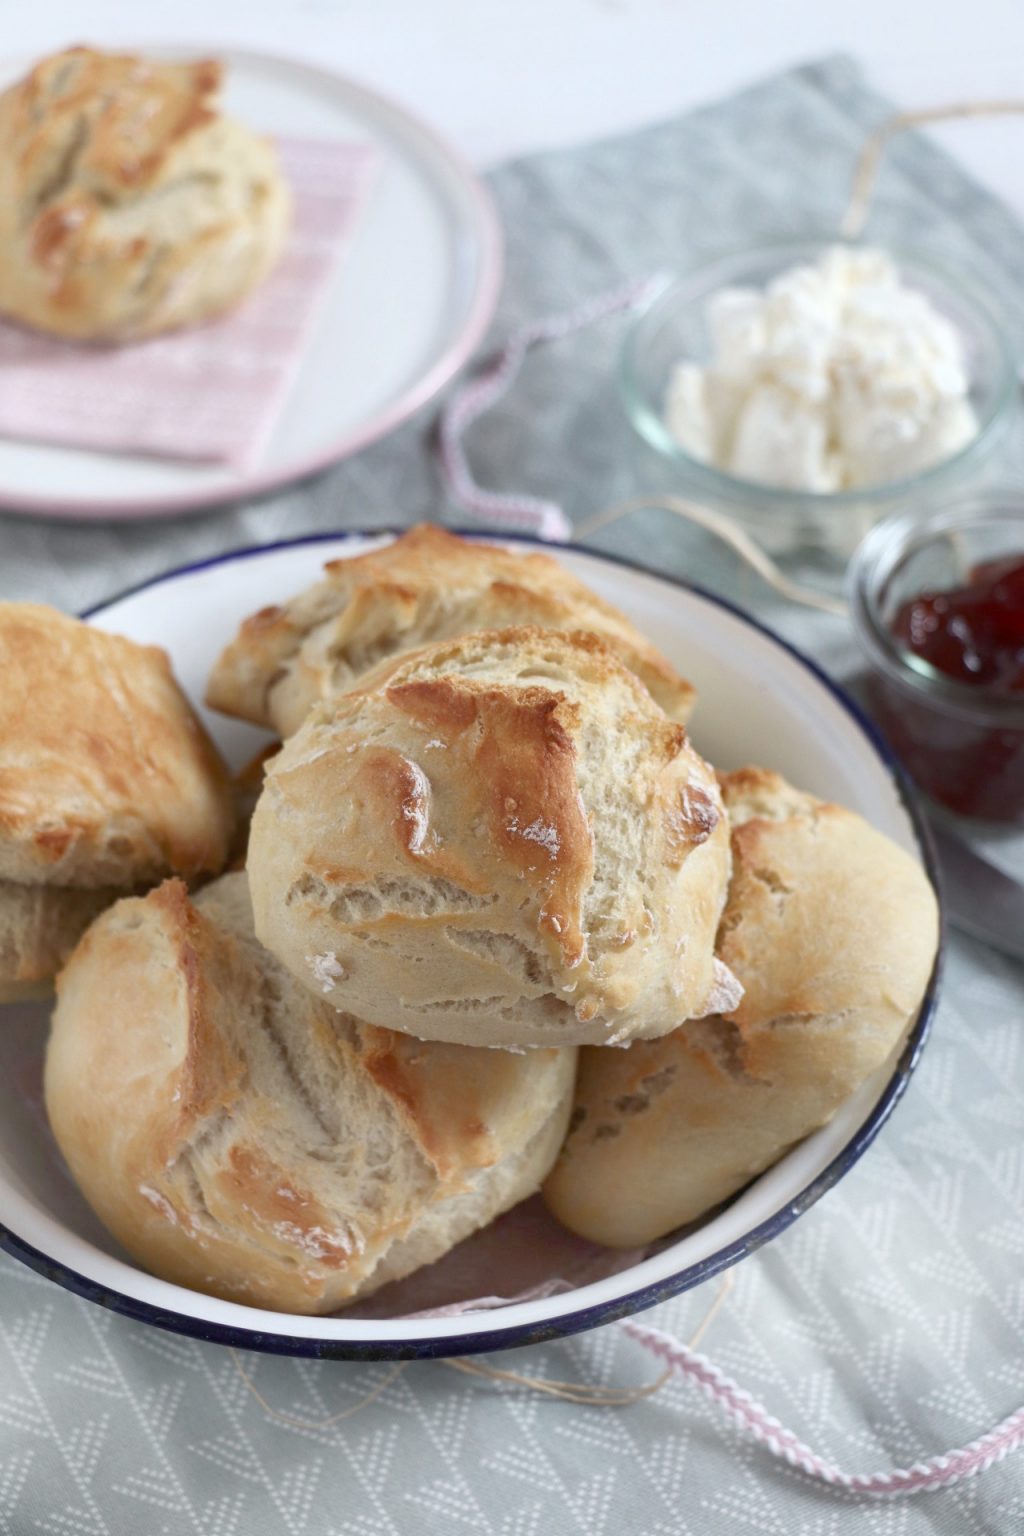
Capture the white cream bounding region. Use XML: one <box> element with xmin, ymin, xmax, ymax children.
<box><xmin>663</xmin><ymin>245</ymin><xmax>978</xmax><ymax>492</ymax></box>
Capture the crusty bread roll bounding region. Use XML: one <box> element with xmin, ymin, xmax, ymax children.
<box><xmin>227</xmin><ymin>742</ymin><xmax>280</xmax><ymax>871</ymax></box>
<box><xmin>542</xmin><ymin>767</ymin><xmax>940</xmax><ymax>1247</ymax></box>
<box><xmin>248</xmin><ymin>626</ymin><xmax>732</xmax><ymax>1049</ymax></box>
<box><xmin>0</xmin><ymin>879</ymin><xmax>121</xmax><ymax>1003</ymax></box>
<box><xmin>0</xmin><ymin>604</ymin><xmax>234</xmax><ymax>996</ymax></box>
<box><xmin>206</xmin><ymin>524</ymin><xmax>696</xmax><ymax>736</ymax></box>
<box><xmin>45</xmin><ymin>874</ymin><xmax>576</xmax><ymax>1314</ymax></box>
<box><xmin>0</xmin><ymin>47</ymin><xmax>290</xmax><ymax>341</ymax></box>
<box><xmin>0</xmin><ymin>605</ymin><xmax>233</xmax><ymax>888</ymax></box>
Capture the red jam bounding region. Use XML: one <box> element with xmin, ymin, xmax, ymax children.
<box><xmin>891</xmin><ymin>556</ymin><xmax>1024</xmax><ymax>692</ymax></box>
<box><xmin>868</xmin><ymin>555</ymin><xmax>1024</xmax><ymax>824</ymax></box>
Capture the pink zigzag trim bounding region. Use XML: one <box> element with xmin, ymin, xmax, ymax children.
<box><xmin>623</xmin><ymin>1318</ymin><xmax>1024</xmax><ymax>1496</ymax></box>
<box><xmin>437</xmin><ymin>274</ymin><xmax>661</xmax><ymax>542</ymax></box>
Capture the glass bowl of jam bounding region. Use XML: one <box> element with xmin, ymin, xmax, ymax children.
<box><xmin>850</xmin><ymin>492</ymin><xmax>1024</xmax><ymax>825</ymax></box>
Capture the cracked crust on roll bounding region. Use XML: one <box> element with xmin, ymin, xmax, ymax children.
<box><xmin>205</xmin><ymin>524</ymin><xmax>697</xmax><ymax>735</ymax></box>
<box><xmin>0</xmin><ymin>47</ymin><xmax>290</xmax><ymax>341</ymax></box>
<box><xmin>542</xmin><ymin>766</ymin><xmax>940</xmax><ymax>1247</ymax></box>
<box><xmin>247</xmin><ymin>625</ymin><xmax>731</xmax><ymax>1049</ymax></box>
<box><xmin>44</xmin><ymin>873</ymin><xmax>576</xmax><ymax>1314</ymax></box>
<box><xmin>0</xmin><ymin>604</ymin><xmax>234</xmax><ymax>889</ymax></box>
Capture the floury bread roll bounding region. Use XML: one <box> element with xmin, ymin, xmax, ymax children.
<box><xmin>0</xmin><ymin>47</ymin><xmax>290</xmax><ymax>341</ymax></box>
<box><xmin>44</xmin><ymin>874</ymin><xmax>576</xmax><ymax>1314</ymax></box>
<box><xmin>0</xmin><ymin>604</ymin><xmax>234</xmax><ymax>1000</ymax></box>
<box><xmin>205</xmin><ymin>523</ymin><xmax>696</xmax><ymax>736</ymax></box>
<box><xmin>248</xmin><ymin>627</ymin><xmax>734</xmax><ymax>1048</ymax></box>
<box><xmin>543</xmin><ymin>768</ymin><xmax>940</xmax><ymax>1247</ymax></box>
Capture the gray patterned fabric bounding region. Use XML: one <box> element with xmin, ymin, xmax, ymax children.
<box><xmin>1</xmin><ymin>55</ymin><xmax>1022</xmax><ymax>1534</ymax></box>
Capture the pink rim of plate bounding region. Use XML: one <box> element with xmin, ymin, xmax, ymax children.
<box><xmin>0</xmin><ymin>45</ymin><xmax>504</xmax><ymax>523</ymax></box>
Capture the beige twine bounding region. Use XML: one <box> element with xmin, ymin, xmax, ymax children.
<box><xmin>229</xmin><ymin>1355</ymin><xmax>409</xmax><ymax>1430</ymax></box>
<box><xmin>842</xmin><ymin>99</ymin><xmax>1024</xmax><ymax>239</ymax></box>
<box><xmin>573</xmin><ymin>495</ymin><xmax>849</xmax><ymax>616</ymax></box>
<box><xmin>230</xmin><ymin>1271</ymin><xmax>735</xmax><ymax>1429</ymax></box>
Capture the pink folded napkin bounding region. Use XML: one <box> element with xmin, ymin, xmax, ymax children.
<box><xmin>0</xmin><ymin>137</ymin><xmax>382</xmax><ymax>467</ymax></box>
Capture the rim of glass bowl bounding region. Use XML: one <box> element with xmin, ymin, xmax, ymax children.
<box><xmin>618</xmin><ymin>237</ymin><xmax>1018</xmax><ymax>516</ymax></box>
<box><xmin>849</xmin><ymin>492</ymin><xmax>1024</xmax><ymax>725</ymax></box>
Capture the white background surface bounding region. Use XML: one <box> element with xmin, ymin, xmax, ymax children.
<box><xmin>12</xmin><ymin>0</ymin><xmax>1024</xmax><ymax>215</ymax></box>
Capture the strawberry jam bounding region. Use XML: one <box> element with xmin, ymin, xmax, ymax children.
<box><xmin>891</xmin><ymin>556</ymin><xmax>1024</xmax><ymax>693</ymax></box>
<box><xmin>868</xmin><ymin>555</ymin><xmax>1024</xmax><ymax>823</ymax></box>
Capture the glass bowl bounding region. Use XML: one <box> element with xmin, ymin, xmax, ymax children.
<box><xmin>850</xmin><ymin>491</ymin><xmax>1024</xmax><ymax>826</ymax></box>
<box><xmin>619</xmin><ymin>238</ymin><xmax>1017</xmax><ymax>560</ymax></box>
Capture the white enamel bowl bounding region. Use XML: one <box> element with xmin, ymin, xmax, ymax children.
<box><xmin>0</xmin><ymin>534</ymin><xmax>941</xmax><ymax>1359</ymax></box>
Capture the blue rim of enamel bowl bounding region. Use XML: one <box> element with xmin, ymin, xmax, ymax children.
<box><xmin>0</xmin><ymin>529</ymin><xmax>944</xmax><ymax>1360</ymax></box>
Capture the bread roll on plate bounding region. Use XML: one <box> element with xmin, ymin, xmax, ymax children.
<box><xmin>249</xmin><ymin>626</ymin><xmax>733</xmax><ymax>1048</ymax></box>
<box><xmin>206</xmin><ymin>523</ymin><xmax>696</xmax><ymax>736</ymax></box>
<box><xmin>0</xmin><ymin>47</ymin><xmax>290</xmax><ymax>341</ymax></box>
<box><xmin>542</xmin><ymin>768</ymin><xmax>940</xmax><ymax>1247</ymax></box>
<box><xmin>45</xmin><ymin>873</ymin><xmax>576</xmax><ymax>1314</ymax></box>
<box><xmin>0</xmin><ymin>604</ymin><xmax>234</xmax><ymax>1001</ymax></box>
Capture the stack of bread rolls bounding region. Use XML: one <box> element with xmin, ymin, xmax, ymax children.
<box><xmin>21</xmin><ymin>525</ymin><xmax>938</xmax><ymax>1315</ymax></box>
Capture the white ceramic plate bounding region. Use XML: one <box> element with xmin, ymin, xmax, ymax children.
<box><xmin>0</xmin><ymin>535</ymin><xmax>941</xmax><ymax>1358</ymax></box>
<box><xmin>0</xmin><ymin>48</ymin><xmax>502</xmax><ymax>521</ymax></box>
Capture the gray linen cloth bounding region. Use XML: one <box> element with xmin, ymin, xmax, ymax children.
<box><xmin>1</xmin><ymin>55</ymin><xmax>1022</xmax><ymax>1535</ymax></box>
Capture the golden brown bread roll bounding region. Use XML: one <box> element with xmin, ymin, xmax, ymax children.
<box><xmin>542</xmin><ymin>767</ymin><xmax>940</xmax><ymax>1247</ymax></box>
<box><xmin>0</xmin><ymin>47</ymin><xmax>290</xmax><ymax>341</ymax></box>
<box><xmin>44</xmin><ymin>874</ymin><xmax>576</xmax><ymax>1314</ymax></box>
<box><xmin>205</xmin><ymin>523</ymin><xmax>697</xmax><ymax>735</ymax></box>
<box><xmin>0</xmin><ymin>879</ymin><xmax>123</xmax><ymax>1003</ymax></box>
<box><xmin>248</xmin><ymin>626</ymin><xmax>732</xmax><ymax>1048</ymax></box>
<box><xmin>226</xmin><ymin>742</ymin><xmax>280</xmax><ymax>871</ymax></box>
<box><xmin>0</xmin><ymin>603</ymin><xmax>234</xmax><ymax>998</ymax></box>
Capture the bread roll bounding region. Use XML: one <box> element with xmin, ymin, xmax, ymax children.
<box><xmin>0</xmin><ymin>605</ymin><xmax>233</xmax><ymax>888</ymax></box>
<box><xmin>0</xmin><ymin>603</ymin><xmax>234</xmax><ymax>997</ymax></box>
<box><xmin>0</xmin><ymin>878</ymin><xmax>122</xmax><ymax>1002</ymax></box>
<box><xmin>248</xmin><ymin>626</ymin><xmax>731</xmax><ymax>1048</ymax></box>
<box><xmin>44</xmin><ymin>874</ymin><xmax>576</xmax><ymax>1314</ymax></box>
<box><xmin>206</xmin><ymin>523</ymin><xmax>696</xmax><ymax>735</ymax></box>
<box><xmin>227</xmin><ymin>742</ymin><xmax>280</xmax><ymax>871</ymax></box>
<box><xmin>542</xmin><ymin>767</ymin><xmax>940</xmax><ymax>1247</ymax></box>
<box><xmin>0</xmin><ymin>47</ymin><xmax>290</xmax><ymax>341</ymax></box>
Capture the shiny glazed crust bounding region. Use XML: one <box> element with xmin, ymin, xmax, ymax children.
<box><xmin>248</xmin><ymin>625</ymin><xmax>730</xmax><ymax>1048</ymax></box>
